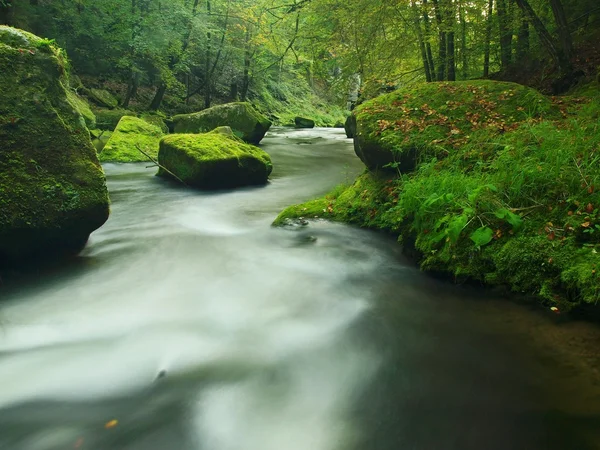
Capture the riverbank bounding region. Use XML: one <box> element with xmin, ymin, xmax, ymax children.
<box><xmin>274</xmin><ymin>80</ymin><xmax>600</xmax><ymax>312</ymax></box>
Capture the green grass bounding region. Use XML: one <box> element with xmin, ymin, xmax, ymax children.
<box><xmin>275</xmin><ymin>81</ymin><xmax>600</xmax><ymax>310</ymax></box>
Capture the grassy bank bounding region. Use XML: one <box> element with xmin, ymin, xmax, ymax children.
<box><xmin>275</xmin><ymin>81</ymin><xmax>600</xmax><ymax>311</ymax></box>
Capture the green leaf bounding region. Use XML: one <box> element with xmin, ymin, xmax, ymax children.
<box><xmin>494</xmin><ymin>208</ymin><xmax>523</xmax><ymax>231</ymax></box>
<box><xmin>470</xmin><ymin>226</ymin><xmax>494</xmax><ymax>247</ymax></box>
<box><xmin>447</xmin><ymin>214</ymin><xmax>468</xmax><ymax>243</ymax></box>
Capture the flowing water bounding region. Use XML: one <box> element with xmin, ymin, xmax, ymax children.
<box><xmin>0</xmin><ymin>128</ymin><xmax>599</xmax><ymax>450</ymax></box>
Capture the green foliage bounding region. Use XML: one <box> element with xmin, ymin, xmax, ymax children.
<box><xmin>275</xmin><ymin>81</ymin><xmax>600</xmax><ymax>308</ymax></box>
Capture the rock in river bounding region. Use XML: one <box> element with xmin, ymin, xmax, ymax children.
<box><xmin>0</xmin><ymin>26</ymin><xmax>110</xmax><ymax>266</ymax></box>
<box><xmin>294</xmin><ymin>117</ymin><xmax>315</xmax><ymax>128</ymax></box>
<box><xmin>158</xmin><ymin>127</ymin><xmax>273</xmax><ymax>189</ymax></box>
<box><xmin>172</xmin><ymin>102</ymin><xmax>271</xmax><ymax>144</ymax></box>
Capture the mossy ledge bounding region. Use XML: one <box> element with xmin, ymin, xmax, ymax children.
<box><xmin>0</xmin><ymin>26</ymin><xmax>110</xmax><ymax>266</ymax></box>
<box><xmin>274</xmin><ymin>81</ymin><xmax>600</xmax><ymax>311</ymax></box>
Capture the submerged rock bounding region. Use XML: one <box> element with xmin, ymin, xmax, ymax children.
<box><xmin>0</xmin><ymin>26</ymin><xmax>109</xmax><ymax>266</ymax></box>
<box><xmin>100</xmin><ymin>116</ymin><xmax>165</xmax><ymax>162</ymax></box>
<box><xmin>158</xmin><ymin>128</ymin><xmax>273</xmax><ymax>189</ymax></box>
<box><xmin>172</xmin><ymin>102</ymin><xmax>271</xmax><ymax>144</ymax></box>
<box><xmin>294</xmin><ymin>117</ymin><xmax>315</xmax><ymax>128</ymax></box>
<box><xmin>353</xmin><ymin>80</ymin><xmax>556</xmax><ymax>172</ymax></box>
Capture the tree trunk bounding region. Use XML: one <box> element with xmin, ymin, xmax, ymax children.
<box><xmin>459</xmin><ymin>0</ymin><xmax>468</xmax><ymax>79</ymax></box>
<box><xmin>122</xmin><ymin>72</ymin><xmax>139</xmax><ymax>108</ymax></box>
<box><xmin>432</xmin><ymin>0</ymin><xmax>446</xmax><ymax>81</ymax></box>
<box><xmin>412</xmin><ymin>0</ymin><xmax>432</xmax><ymax>82</ymax></box>
<box><xmin>516</xmin><ymin>8</ymin><xmax>530</xmax><ymax>61</ymax></box>
<box><xmin>446</xmin><ymin>0</ymin><xmax>456</xmax><ymax>81</ymax></box>
<box><xmin>204</xmin><ymin>0</ymin><xmax>212</xmax><ymax>109</ymax></box>
<box><xmin>514</xmin><ymin>0</ymin><xmax>570</xmax><ymax>73</ymax></box>
<box><xmin>0</xmin><ymin>0</ymin><xmax>13</xmax><ymax>26</ymax></box>
<box><xmin>483</xmin><ymin>0</ymin><xmax>494</xmax><ymax>77</ymax></box>
<box><xmin>549</xmin><ymin>0</ymin><xmax>573</xmax><ymax>59</ymax></box>
<box><xmin>240</xmin><ymin>30</ymin><xmax>252</xmax><ymax>101</ymax></box>
<box><xmin>149</xmin><ymin>83</ymin><xmax>167</xmax><ymax>111</ymax></box>
<box><xmin>422</xmin><ymin>0</ymin><xmax>436</xmax><ymax>79</ymax></box>
<box><xmin>496</xmin><ymin>0</ymin><xmax>512</xmax><ymax>69</ymax></box>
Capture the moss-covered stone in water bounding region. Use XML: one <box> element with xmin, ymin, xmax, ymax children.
<box><xmin>100</xmin><ymin>116</ymin><xmax>165</xmax><ymax>162</ymax></box>
<box><xmin>87</xmin><ymin>88</ymin><xmax>118</xmax><ymax>109</ymax></box>
<box><xmin>172</xmin><ymin>102</ymin><xmax>272</xmax><ymax>144</ymax></box>
<box><xmin>141</xmin><ymin>113</ymin><xmax>169</xmax><ymax>134</ymax></box>
<box><xmin>66</xmin><ymin>90</ymin><xmax>96</xmax><ymax>129</ymax></box>
<box><xmin>158</xmin><ymin>130</ymin><xmax>273</xmax><ymax>189</ymax></box>
<box><xmin>0</xmin><ymin>26</ymin><xmax>109</xmax><ymax>266</ymax></box>
<box><xmin>294</xmin><ymin>117</ymin><xmax>315</xmax><ymax>128</ymax></box>
<box><xmin>353</xmin><ymin>80</ymin><xmax>557</xmax><ymax>172</ymax></box>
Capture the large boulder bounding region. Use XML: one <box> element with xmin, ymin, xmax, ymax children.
<box><xmin>353</xmin><ymin>81</ymin><xmax>556</xmax><ymax>172</ymax></box>
<box><xmin>172</xmin><ymin>102</ymin><xmax>271</xmax><ymax>144</ymax></box>
<box><xmin>0</xmin><ymin>27</ymin><xmax>109</xmax><ymax>266</ymax></box>
<box><xmin>158</xmin><ymin>128</ymin><xmax>273</xmax><ymax>189</ymax></box>
<box><xmin>100</xmin><ymin>116</ymin><xmax>165</xmax><ymax>162</ymax></box>
<box><xmin>294</xmin><ymin>117</ymin><xmax>315</xmax><ymax>128</ymax></box>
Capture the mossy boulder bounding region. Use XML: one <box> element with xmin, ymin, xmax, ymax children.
<box><xmin>66</xmin><ymin>90</ymin><xmax>96</xmax><ymax>129</ymax></box>
<box><xmin>87</xmin><ymin>88</ymin><xmax>118</xmax><ymax>109</ymax></box>
<box><xmin>100</xmin><ymin>116</ymin><xmax>165</xmax><ymax>162</ymax></box>
<box><xmin>158</xmin><ymin>128</ymin><xmax>273</xmax><ymax>189</ymax></box>
<box><xmin>344</xmin><ymin>115</ymin><xmax>355</xmax><ymax>138</ymax></box>
<box><xmin>172</xmin><ymin>102</ymin><xmax>271</xmax><ymax>144</ymax></box>
<box><xmin>0</xmin><ymin>26</ymin><xmax>110</xmax><ymax>266</ymax></box>
<box><xmin>353</xmin><ymin>81</ymin><xmax>556</xmax><ymax>172</ymax></box>
<box><xmin>141</xmin><ymin>113</ymin><xmax>169</xmax><ymax>134</ymax></box>
<box><xmin>95</xmin><ymin>108</ymin><xmax>135</xmax><ymax>131</ymax></box>
<box><xmin>294</xmin><ymin>117</ymin><xmax>315</xmax><ymax>128</ymax></box>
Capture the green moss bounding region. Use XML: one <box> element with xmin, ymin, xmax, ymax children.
<box><xmin>94</xmin><ymin>108</ymin><xmax>136</xmax><ymax>130</ymax></box>
<box><xmin>158</xmin><ymin>131</ymin><xmax>273</xmax><ymax>189</ymax></box>
<box><xmin>353</xmin><ymin>80</ymin><xmax>557</xmax><ymax>171</ymax></box>
<box><xmin>87</xmin><ymin>88</ymin><xmax>118</xmax><ymax>109</ymax></box>
<box><xmin>141</xmin><ymin>113</ymin><xmax>169</xmax><ymax>134</ymax></box>
<box><xmin>172</xmin><ymin>102</ymin><xmax>272</xmax><ymax>144</ymax></box>
<box><xmin>66</xmin><ymin>89</ymin><xmax>96</xmax><ymax>129</ymax></box>
<box><xmin>0</xmin><ymin>26</ymin><xmax>109</xmax><ymax>265</ymax></box>
<box><xmin>100</xmin><ymin>116</ymin><xmax>165</xmax><ymax>162</ymax></box>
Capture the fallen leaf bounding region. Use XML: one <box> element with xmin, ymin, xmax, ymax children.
<box><xmin>105</xmin><ymin>419</ymin><xmax>119</xmax><ymax>429</ymax></box>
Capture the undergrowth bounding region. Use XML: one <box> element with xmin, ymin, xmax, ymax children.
<box><xmin>275</xmin><ymin>80</ymin><xmax>600</xmax><ymax>310</ymax></box>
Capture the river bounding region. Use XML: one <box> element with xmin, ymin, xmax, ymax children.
<box><xmin>0</xmin><ymin>128</ymin><xmax>599</xmax><ymax>450</ymax></box>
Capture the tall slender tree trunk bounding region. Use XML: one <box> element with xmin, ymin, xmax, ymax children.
<box><xmin>496</xmin><ymin>0</ymin><xmax>512</xmax><ymax>69</ymax></box>
<box><xmin>446</xmin><ymin>0</ymin><xmax>456</xmax><ymax>81</ymax></box>
<box><xmin>412</xmin><ymin>0</ymin><xmax>432</xmax><ymax>82</ymax></box>
<box><xmin>483</xmin><ymin>0</ymin><xmax>494</xmax><ymax>77</ymax></box>
<box><xmin>432</xmin><ymin>0</ymin><xmax>446</xmax><ymax>81</ymax></box>
<box><xmin>549</xmin><ymin>0</ymin><xmax>573</xmax><ymax>59</ymax></box>
<box><xmin>459</xmin><ymin>0</ymin><xmax>468</xmax><ymax>79</ymax></box>
<box><xmin>514</xmin><ymin>0</ymin><xmax>570</xmax><ymax>73</ymax></box>
<box><xmin>516</xmin><ymin>8</ymin><xmax>530</xmax><ymax>61</ymax></box>
<box><xmin>240</xmin><ymin>29</ymin><xmax>252</xmax><ymax>101</ymax></box>
<box><xmin>422</xmin><ymin>0</ymin><xmax>436</xmax><ymax>79</ymax></box>
<box><xmin>204</xmin><ymin>0</ymin><xmax>212</xmax><ymax>109</ymax></box>
<box><xmin>122</xmin><ymin>72</ymin><xmax>139</xmax><ymax>108</ymax></box>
